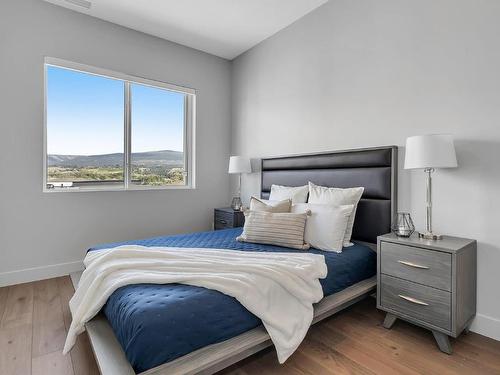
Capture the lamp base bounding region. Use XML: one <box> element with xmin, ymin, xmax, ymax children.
<box><xmin>231</xmin><ymin>197</ymin><xmax>243</xmax><ymax>211</ymax></box>
<box><xmin>418</xmin><ymin>231</ymin><xmax>443</xmax><ymax>240</ymax></box>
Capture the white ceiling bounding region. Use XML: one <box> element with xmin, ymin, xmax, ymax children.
<box><xmin>44</xmin><ymin>0</ymin><xmax>328</xmax><ymax>60</ymax></box>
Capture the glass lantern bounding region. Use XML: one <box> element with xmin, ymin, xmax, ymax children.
<box><xmin>392</xmin><ymin>212</ymin><xmax>415</xmax><ymax>237</ymax></box>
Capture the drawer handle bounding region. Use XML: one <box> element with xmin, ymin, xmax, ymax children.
<box><xmin>218</xmin><ymin>219</ymin><xmax>227</xmax><ymax>225</ymax></box>
<box><xmin>398</xmin><ymin>294</ymin><xmax>429</xmax><ymax>306</ymax></box>
<box><xmin>398</xmin><ymin>260</ymin><xmax>429</xmax><ymax>269</ymax></box>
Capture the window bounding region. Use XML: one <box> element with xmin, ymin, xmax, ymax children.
<box><xmin>44</xmin><ymin>57</ymin><xmax>195</xmax><ymax>192</ymax></box>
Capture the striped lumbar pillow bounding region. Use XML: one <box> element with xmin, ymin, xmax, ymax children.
<box><xmin>249</xmin><ymin>197</ymin><xmax>292</xmax><ymax>213</ymax></box>
<box><xmin>237</xmin><ymin>211</ymin><xmax>310</xmax><ymax>250</ymax></box>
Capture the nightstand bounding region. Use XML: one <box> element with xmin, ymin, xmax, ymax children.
<box><xmin>377</xmin><ymin>233</ymin><xmax>476</xmax><ymax>354</ymax></box>
<box><xmin>214</xmin><ymin>207</ymin><xmax>245</xmax><ymax>230</ymax></box>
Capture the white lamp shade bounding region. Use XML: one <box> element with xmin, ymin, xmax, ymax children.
<box><xmin>228</xmin><ymin>156</ymin><xmax>251</xmax><ymax>174</ymax></box>
<box><xmin>404</xmin><ymin>134</ymin><xmax>458</xmax><ymax>169</ymax></box>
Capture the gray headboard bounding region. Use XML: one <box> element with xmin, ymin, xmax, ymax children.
<box><xmin>260</xmin><ymin>146</ymin><xmax>398</xmax><ymax>244</ymax></box>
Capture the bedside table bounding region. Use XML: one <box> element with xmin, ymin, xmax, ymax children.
<box><xmin>214</xmin><ymin>207</ymin><xmax>245</xmax><ymax>230</ymax></box>
<box><xmin>377</xmin><ymin>233</ymin><xmax>476</xmax><ymax>354</ymax></box>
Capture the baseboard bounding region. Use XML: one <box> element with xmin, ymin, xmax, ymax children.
<box><xmin>0</xmin><ymin>260</ymin><xmax>84</xmax><ymax>287</ymax></box>
<box><xmin>470</xmin><ymin>313</ymin><xmax>500</xmax><ymax>342</ymax></box>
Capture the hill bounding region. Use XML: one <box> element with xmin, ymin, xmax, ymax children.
<box><xmin>48</xmin><ymin>150</ymin><xmax>183</xmax><ymax>168</ymax></box>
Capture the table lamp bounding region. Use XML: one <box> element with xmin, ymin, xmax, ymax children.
<box><xmin>228</xmin><ymin>156</ymin><xmax>251</xmax><ymax>210</ymax></box>
<box><xmin>404</xmin><ymin>134</ymin><xmax>457</xmax><ymax>240</ymax></box>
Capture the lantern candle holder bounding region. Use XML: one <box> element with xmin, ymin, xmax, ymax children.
<box><xmin>392</xmin><ymin>212</ymin><xmax>415</xmax><ymax>237</ymax></box>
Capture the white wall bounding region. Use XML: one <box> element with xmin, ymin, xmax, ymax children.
<box><xmin>231</xmin><ymin>0</ymin><xmax>500</xmax><ymax>339</ymax></box>
<box><xmin>0</xmin><ymin>0</ymin><xmax>232</xmax><ymax>285</ymax></box>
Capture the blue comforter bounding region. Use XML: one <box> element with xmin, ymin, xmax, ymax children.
<box><xmin>89</xmin><ymin>228</ymin><xmax>376</xmax><ymax>373</ymax></box>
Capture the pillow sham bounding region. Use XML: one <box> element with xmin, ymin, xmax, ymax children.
<box><xmin>269</xmin><ymin>184</ymin><xmax>309</xmax><ymax>203</ymax></box>
<box><xmin>292</xmin><ymin>203</ymin><xmax>353</xmax><ymax>253</ymax></box>
<box><xmin>237</xmin><ymin>211</ymin><xmax>310</xmax><ymax>250</ymax></box>
<box><xmin>249</xmin><ymin>197</ymin><xmax>292</xmax><ymax>213</ymax></box>
<box><xmin>308</xmin><ymin>182</ymin><xmax>364</xmax><ymax>247</ymax></box>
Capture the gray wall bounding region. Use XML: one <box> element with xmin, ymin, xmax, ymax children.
<box><xmin>231</xmin><ymin>0</ymin><xmax>500</xmax><ymax>339</ymax></box>
<box><xmin>0</xmin><ymin>0</ymin><xmax>232</xmax><ymax>283</ymax></box>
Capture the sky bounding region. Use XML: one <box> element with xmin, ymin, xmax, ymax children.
<box><xmin>46</xmin><ymin>65</ymin><xmax>185</xmax><ymax>155</ymax></box>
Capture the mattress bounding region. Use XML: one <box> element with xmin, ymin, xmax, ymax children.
<box><xmin>89</xmin><ymin>228</ymin><xmax>376</xmax><ymax>373</ymax></box>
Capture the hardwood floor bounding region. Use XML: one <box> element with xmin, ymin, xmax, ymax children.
<box><xmin>0</xmin><ymin>277</ymin><xmax>99</xmax><ymax>375</ymax></box>
<box><xmin>1</xmin><ymin>277</ymin><xmax>500</xmax><ymax>375</ymax></box>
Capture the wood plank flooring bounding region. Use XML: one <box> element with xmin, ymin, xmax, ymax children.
<box><xmin>1</xmin><ymin>277</ymin><xmax>499</xmax><ymax>375</ymax></box>
<box><xmin>0</xmin><ymin>277</ymin><xmax>99</xmax><ymax>375</ymax></box>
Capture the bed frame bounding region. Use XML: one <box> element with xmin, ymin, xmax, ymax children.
<box><xmin>85</xmin><ymin>146</ymin><xmax>398</xmax><ymax>375</ymax></box>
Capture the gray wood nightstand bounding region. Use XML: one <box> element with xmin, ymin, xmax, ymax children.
<box><xmin>377</xmin><ymin>233</ymin><xmax>477</xmax><ymax>354</ymax></box>
<box><xmin>214</xmin><ymin>207</ymin><xmax>245</xmax><ymax>230</ymax></box>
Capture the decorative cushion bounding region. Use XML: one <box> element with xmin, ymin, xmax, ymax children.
<box><xmin>249</xmin><ymin>197</ymin><xmax>292</xmax><ymax>213</ymax></box>
<box><xmin>269</xmin><ymin>184</ymin><xmax>309</xmax><ymax>203</ymax></box>
<box><xmin>237</xmin><ymin>211</ymin><xmax>310</xmax><ymax>250</ymax></box>
<box><xmin>308</xmin><ymin>182</ymin><xmax>364</xmax><ymax>247</ymax></box>
<box><xmin>292</xmin><ymin>203</ymin><xmax>353</xmax><ymax>253</ymax></box>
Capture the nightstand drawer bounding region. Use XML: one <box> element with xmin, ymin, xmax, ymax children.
<box><xmin>380</xmin><ymin>274</ymin><xmax>451</xmax><ymax>331</ymax></box>
<box><xmin>381</xmin><ymin>242</ymin><xmax>452</xmax><ymax>291</ymax></box>
<box><xmin>214</xmin><ymin>211</ymin><xmax>234</xmax><ymax>229</ymax></box>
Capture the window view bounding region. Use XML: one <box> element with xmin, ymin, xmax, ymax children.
<box><xmin>130</xmin><ymin>83</ymin><xmax>186</xmax><ymax>186</ymax></box>
<box><xmin>45</xmin><ymin>60</ymin><xmax>194</xmax><ymax>191</ymax></box>
<box><xmin>46</xmin><ymin>66</ymin><xmax>125</xmax><ymax>187</ymax></box>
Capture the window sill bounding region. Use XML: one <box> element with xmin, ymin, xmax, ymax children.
<box><xmin>43</xmin><ymin>185</ymin><xmax>195</xmax><ymax>193</ymax></box>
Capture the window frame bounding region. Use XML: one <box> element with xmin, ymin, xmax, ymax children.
<box><xmin>43</xmin><ymin>57</ymin><xmax>196</xmax><ymax>193</ymax></box>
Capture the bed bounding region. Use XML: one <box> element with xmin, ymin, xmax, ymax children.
<box><xmin>84</xmin><ymin>146</ymin><xmax>398</xmax><ymax>375</ymax></box>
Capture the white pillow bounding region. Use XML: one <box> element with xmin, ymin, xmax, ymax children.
<box><xmin>269</xmin><ymin>184</ymin><xmax>308</xmax><ymax>203</ymax></box>
<box><xmin>249</xmin><ymin>197</ymin><xmax>291</xmax><ymax>213</ymax></box>
<box><xmin>292</xmin><ymin>203</ymin><xmax>353</xmax><ymax>253</ymax></box>
<box><xmin>307</xmin><ymin>182</ymin><xmax>364</xmax><ymax>247</ymax></box>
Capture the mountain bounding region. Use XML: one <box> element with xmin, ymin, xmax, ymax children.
<box><xmin>48</xmin><ymin>150</ymin><xmax>183</xmax><ymax>168</ymax></box>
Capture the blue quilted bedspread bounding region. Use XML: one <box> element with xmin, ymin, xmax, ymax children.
<box><xmin>89</xmin><ymin>228</ymin><xmax>376</xmax><ymax>373</ymax></box>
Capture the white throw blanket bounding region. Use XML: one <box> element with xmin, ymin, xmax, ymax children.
<box><xmin>63</xmin><ymin>245</ymin><xmax>327</xmax><ymax>363</ymax></box>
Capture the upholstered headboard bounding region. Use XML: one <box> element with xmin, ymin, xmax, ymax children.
<box><xmin>260</xmin><ymin>146</ymin><xmax>398</xmax><ymax>245</ymax></box>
